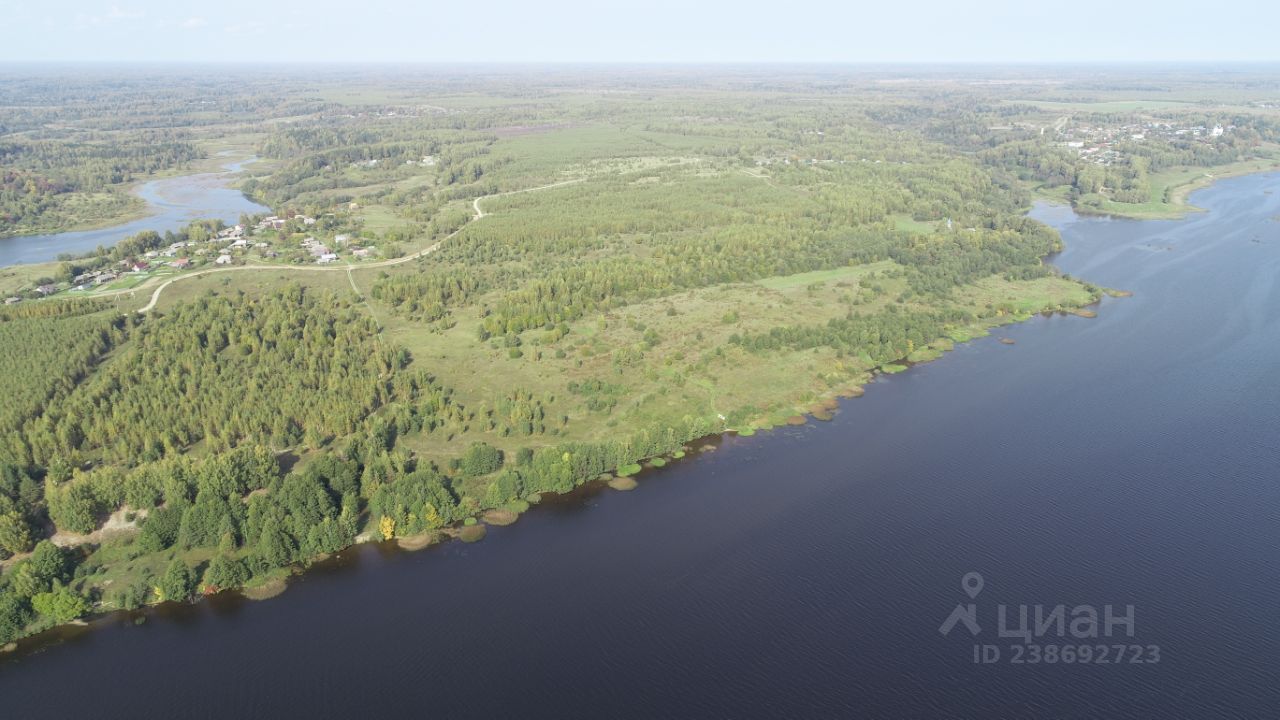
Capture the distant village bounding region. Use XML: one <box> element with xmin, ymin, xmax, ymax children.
<box><xmin>1054</xmin><ymin>119</ymin><xmax>1232</xmax><ymax>166</ymax></box>
<box><xmin>5</xmin><ymin>204</ymin><xmax>389</xmax><ymax>305</ymax></box>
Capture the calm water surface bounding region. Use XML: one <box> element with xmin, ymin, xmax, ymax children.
<box><xmin>0</xmin><ymin>159</ymin><xmax>268</xmax><ymax>267</ymax></box>
<box><xmin>1</xmin><ymin>174</ymin><xmax>1278</xmax><ymax>718</ymax></box>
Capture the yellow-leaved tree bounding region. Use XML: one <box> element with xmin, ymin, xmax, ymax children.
<box><xmin>379</xmin><ymin>515</ymin><xmax>396</xmax><ymax>540</ymax></box>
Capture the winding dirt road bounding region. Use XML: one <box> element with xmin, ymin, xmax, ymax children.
<box><xmin>121</xmin><ymin>177</ymin><xmax>584</xmax><ymax>314</ymax></box>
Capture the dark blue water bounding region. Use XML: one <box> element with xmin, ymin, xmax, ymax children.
<box><xmin>0</xmin><ymin>159</ymin><xmax>268</xmax><ymax>267</ymax></box>
<box><xmin>2</xmin><ymin>174</ymin><xmax>1278</xmax><ymax>718</ymax></box>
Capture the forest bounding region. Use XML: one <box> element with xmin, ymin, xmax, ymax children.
<box><xmin>5</xmin><ymin>66</ymin><xmax>1278</xmax><ymax>646</ymax></box>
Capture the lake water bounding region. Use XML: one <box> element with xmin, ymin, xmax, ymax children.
<box><xmin>0</xmin><ymin>159</ymin><xmax>268</xmax><ymax>267</ymax></box>
<box><xmin>2</xmin><ymin>174</ymin><xmax>1278</xmax><ymax>718</ymax></box>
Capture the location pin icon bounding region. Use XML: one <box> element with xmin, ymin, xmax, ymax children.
<box><xmin>962</xmin><ymin>572</ymin><xmax>984</xmax><ymax>599</ymax></box>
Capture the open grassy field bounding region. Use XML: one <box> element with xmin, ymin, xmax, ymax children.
<box><xmin>356</xmin><ymin>203</ymin><xmax>415</xmax><ymax>235</ymax></box>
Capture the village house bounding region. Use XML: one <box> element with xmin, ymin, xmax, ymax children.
<box><xmin>215</xmin><ymin>226</ymin><xmax>239</xmax><ymax>240</ymax></box>
<box><xmin>170</xmin><ymin>258</ymin><xmax>191</xmax><ymax>269</ymax></box>
<box><xmin>36</xmin><ymin>284</ymin><xmax>57</xmax><ymax>296</ymax></box>
<box><xmin>317</xmin><ymin>252</ymin><xmax>339</xmax><ymax>264</ymax></box>
<box><xmin>4</xmin><ymin>296</ymin><xmax>21</xmax><ymax>305</ymax></box>
<box><xmin>257</xmin><ymin>216</ymin><xmax>288</xmax><ymax>231</ymax></box>
<box><xmin>215</xmin><ymin>254</ymin><xmax>233</xmax><ymax>265</ymax></box>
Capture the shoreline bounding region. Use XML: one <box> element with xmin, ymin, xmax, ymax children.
<box><xmin>0</xmin><ymin>197</ymin><xmax>152</xmax><ymax>242</ymax></box>
<box><xmin>7</xmin><ymin>167</ymin><xmax>1264</xmax><ymax>666</ymax></box>
<box><xmin>1060</xmin><ymin>159</ymin><xmax>1280</xmax><ymax>222</ymax></box>
<box><xmin>0</xmin><ymin>155</ymin><xmax>262</xmax><ymax>265</ymax></box>
<box><xmin>0</xmin><ymin>280</ymin><xmax>1107</xmax><ymax>663</ymax></box>
<box><xmin>0</xmin><ymin>150</ymin><xmax>261</xmax><ymax>243</ymax></box>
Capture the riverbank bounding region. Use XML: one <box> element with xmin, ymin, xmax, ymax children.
<box><xmin>0</xmin><ymin>170</ymin><xmax>1113</xmax><ymax>657</ymax></box>
<box><xmin>0</xmin><ymin>162</ymin><xmax>1122</xmax><ymax>657</ymax></box>
<box><xmin>1033</xmin><ymin>153</ymin><xmax>1280</xmax><ymax>221</ymax></box>
<box><xmin>0</xmin><ymin>193</ymin><xmax>151</xmax><ymax>241</ymax></box>
<box><xmin>0</xmin><ymin>156</ymin><xmax>266</xmax><ymax>268</ymax></box>
<box><xmin>0</xmin><ymin>275</ymin><xmax>1106</xmax><ymax>657</ymax></box>
<box><xmin>0</xmin><ymin>137</ymin><xmax>265</xmax><ymax>242</ymax></box>
<box><xmin>7</xmin><ymin>167</ymin><xmax>1280</xmax><ymax>717</ymax></box>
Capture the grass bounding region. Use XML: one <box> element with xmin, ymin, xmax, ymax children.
<box><xmin>607</xmin><ymin>476</ymin><xmax>638</xmax><ymax>491</ymax></box>
<box><xmin>458</xmin><ymin>525</ymin><xmax>487</xmax><ymax>543</ymax></box>
<box><xmin>503</xmin><ymin>499</ymin><xmax>531</xmax><ymax>513</ymax></box>
<box><xmin>0</xmin><ymin>264</ymin><xmax>54</xmax><ymax>296</ymax></box>
<box><xmin>1066</xmin><ymin>151</ymin><xmax>1280</xmax><ymax>220</ymax></box>
<box><xmin>99</xmin><ymin>273</ymin><xmax>155</xmax><ymax>291</ymax></box>
<box><xmin>481</xmin><ymin>509</ymin><xmax>519</xmax><ymax>526</ymax></box>
<box><xmin>397</xmin><ymin>533</ymin><xmax>438</xmax><ymax>551</ymax></box>
<box><xmin>149</xmin><ymin>269</ymin><xmax>356</xmax><ymax>313</ymax></box>
<box><xmin>356</xmin><ymin>204</ymin><xmax>413</xmax><ymax>235</ymax></box>
<box><xmin>889</xmin><ymin>214</ymin><xmax>938</xmax><ymax>234</ymax></box>
<box><xmin>755</xmin><ymin>261</ymin><xmax>896</xmax><ymax>290</ymax></box>
<box><xmin>953</xmin><ymin>275</ymin><xmax>1097</xmax><ymax>315</ymax></box>
<box><xmin>241</xmin><ymin>573</ymin><xmax>290</xmax><ymax>600</ymax></box>
<box><xmin>907</xmin><ymin>347</ymin><xmax>945</xmax><ymax>363</ymax></box>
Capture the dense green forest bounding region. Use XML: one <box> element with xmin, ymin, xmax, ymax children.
<box><xmin>5</xmin><ymin>66</ymin><xmax>1278</xmax><ymax>646</ymax></box>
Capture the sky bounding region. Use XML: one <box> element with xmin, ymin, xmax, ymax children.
<box><xmin>1</xmin><ymin>0</ymin><xmax>1278</xmax><ymax>64</ymax></box>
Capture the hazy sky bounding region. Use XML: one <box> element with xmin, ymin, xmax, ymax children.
<box><xmin>2</xmin><ymin>0</ymin><xmax>1278</xmax><ymax>63</ymax></box>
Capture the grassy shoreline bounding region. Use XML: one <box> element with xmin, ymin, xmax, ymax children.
<box><xmin>0</xmin><ymin>265</ymin><xmax>1109</xmax><ymax>657</ymax></box>
<box><xmin>1035</xmin><ymin>156</ymin><xmax>1280</xmax><ymax>221</ymax></box>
